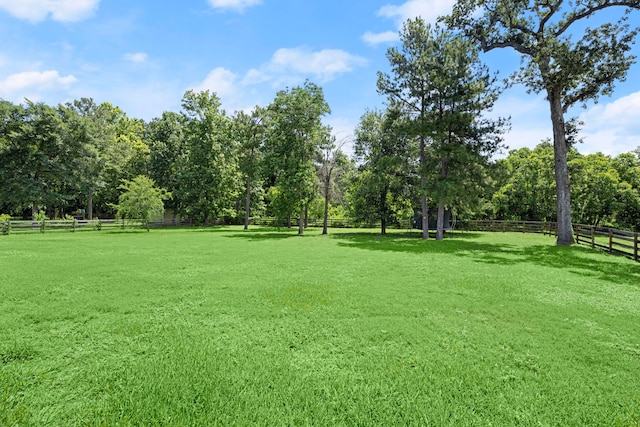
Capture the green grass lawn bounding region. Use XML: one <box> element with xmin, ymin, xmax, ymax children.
<box><xmin>1</xmin><ymin>227</ymin><xmax>639</xmax><ymax>426</ymax></box>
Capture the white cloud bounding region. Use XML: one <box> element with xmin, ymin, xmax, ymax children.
<box><xmin>363</xmin><ymin>0</ymin><xmax>456</xmax><ymax>46</ymax></box>
<box><xmin>191</xmin><ymin>67</ymin><xmax>261</xmax><ymax>113</ymax></box>
<box><xmin>207</xmin><ymin>0</ymin><xmax>261</xmax><ymax>13</ymax></box>
<box><xmin>194</xmin><ymin>67</ymin><xmax>239</xmax><ymax>100</ymax></box>
<box><xmin>578</xmin><ymin>91</ymin><xmax>640</xmax><ymax>155</ymax></box>
<box><xmin>324</xmin><ymin>116</ymin><xmax>357</xmax><ymax>157</ymax></box>
<box><xmin>361</xmin><ymin>31</ymin><xmax>399</xmax><ymax>46</ymax></box>
<box><xmin>122</xmin><ymin>52</ymin><xmax>148</xmax><ymax>63</ymax></box>
<box><xmin>580</xmin><ymin>91</ymin><xmax>640</xmax><ymax>129</ymax></box>
<box><xmin>0</xmin><ymin>70</ymin><xmax>77</xmax><ymax>96</ymax></box>
<box><xmin>0</xmin><ymin>0</ymin><xmax>100</xmax><ymax>23</ymax></box>
<box><xmin>244</xmin><ymin>47</ymin><xmax>368</xmax><ymax>86</ymax></box>
<box><xmin>378</xmin><ymin>0</ymin><xmax>455</xmax><ymax>25</ymax></box>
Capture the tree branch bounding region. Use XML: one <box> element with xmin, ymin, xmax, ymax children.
<box><xmin>555</xmin><ymin>1</ymin><xmax>640</xmax><ymax>37</ymax></box>
<box><xmin>538</xmin><ymin>0</ymin><xmax>563</xmax><ymax>33</ymax></box>
<box><xmin>482</xmin><ymin>39</ymin><xmax>535</xmax><ymax>56</ymax></box>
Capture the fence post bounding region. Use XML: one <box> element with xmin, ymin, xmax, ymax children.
<box><xmin>609</xmin><ymin>228</ymin><xmax>613</xmax><ymax>253</ymax></box>
<box><xmin>634</xmin><ymin>232</ymin><xmax>638</xmax><ymax>262</ymax></box>
<box><xmin>591</xmin><ymin>227</ymin><xmax>595</xmax><ymax>248</ymax></box>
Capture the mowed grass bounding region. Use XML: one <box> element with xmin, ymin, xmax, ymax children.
<box><xmin>1</xmin><ymin>227</ymin><xmax>640</xmax><ymax>426</ymax></box>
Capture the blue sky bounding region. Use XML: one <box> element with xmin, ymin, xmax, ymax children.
<box><xmin>0</xmin><ymin>0</ymin><xmax>639</xmax><ymax>157</ymax></box>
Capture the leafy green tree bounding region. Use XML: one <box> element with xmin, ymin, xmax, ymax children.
<box><xmin>377</xmin><ymin>19</ymin><xmax>436</xmax><ymax>239</ymax></box>
<box><xmin>317</xmin><ymin>129</ymin><xmax>349</xmax><ymax>235</ymax></box>
<box><xmin>111</xmin><ymin>175</ymin><xmax>170</xmax><ymax>230</ymax></box>
<box><xmin>570</xmin><ymin>151</ymin><xmax>640</xmax><ymax>229</ymax></box>
<box><xmin>177</xmin><ymin>90</ymin><xmax>240</xmax><ymax>225</ymax></box>
<box><xmin>492</xmin><ymin>143</ymin><xmax>558</xmax><ymax>221</ymax></box>
<box><xmin>352</xmin><ymin>109</ymin><xmax>414</xmax><ymax>235</ymax></box>
<box><xmin>378</xmin><ymin>19</ymin><xmax>505</xmax><ymax>239</ymax></box>
<box><xmin>232</xmin><ymin>107</ymin><xmax>266</xmax><ymax>230</ymax></box>
<box><xmin>413</xmin><ymin>22</ymin><xmax>505</xmax><ymax>239</ymax></box>
<box><xmin>264</xmin><ymin>81</ymin><xmax>330</xmax><ymax>234</ymax></box>
<box><xmin>146</xmin><ymin>111</ymin><xmax>186</xmax><ymax>215</ymax></box>
<box><xmin>68</xmin><ymin>99</ymin><xmax>149</xmax><ymax>219</ymax></box>
<box><xmin>0</xmin><ymin>100</ymin><xmax>91</xmax><ymax>217</ymax></box>
<box><xmin>446</xmin><ymin>0</ymin><xmax>640</xmax><ymax>245</ymax></box>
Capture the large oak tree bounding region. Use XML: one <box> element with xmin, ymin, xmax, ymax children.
<box><xmin>446</xmin><ymin>0</ymin><xmax>640</xmax><ymax>245</ymax></box>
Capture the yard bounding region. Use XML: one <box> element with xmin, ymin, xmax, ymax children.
<box><xmin>1</xmin><ymin>227</ymin><xmax>639</xmax><ymax>425</ymax></box>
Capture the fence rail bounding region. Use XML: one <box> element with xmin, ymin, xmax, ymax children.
<box><xmin>460</xmin><ymin>220</ymin><xmax>558</xmax><ymax>235</ymax></box>
<box><xmin>574</xmin><ymin>224</ymin><xmax>639</xmax><ymax>262</ymax></box>
<box><xmin>461</xmin><ymin>220</ymin><xmax>639</xmax><ymax>263</ymax></box>
<box><xmin>0</xmin><ymin>219</ymin><xmax>146</xmax><ymax>234</ymax></box>
<box><xmin>3</xmin><ymin>216</ymin><xmax>638</xmax><ymax>262</ymax></box>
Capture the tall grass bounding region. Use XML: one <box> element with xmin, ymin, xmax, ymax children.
<box><xmin>1</xmin><ymin>227</ymin><xmax>639</xmax><ymax>425</ymax></box>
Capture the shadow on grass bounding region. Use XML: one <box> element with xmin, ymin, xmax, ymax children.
<box><xmin>333</xmin><ymin>231</ymin><xmax>500</xmax><ymax>253</ymax></box>
<box><xmin>226</xmin><ymin>227</ymin><xmax>305</xmax><ymax>241</ymax></box>
<box><xmin>332</xmin><ymin>231</ymin><xmax>640</xmax><ymax>287</ymax></box>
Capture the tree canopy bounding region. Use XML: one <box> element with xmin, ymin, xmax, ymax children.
<box><xmin>445</xmin><ymin>0</ymin><xmax>640</xmax><ymax>244</ymax></box>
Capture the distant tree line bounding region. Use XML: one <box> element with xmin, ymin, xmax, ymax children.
<box><xmin>2</xmin><ymin>0</ymin><xmax>640</xmax><ymax>240</ymax></box>
<box><xmin>488</xmin><ymin>142</ymin><xmax>640</xmax><ymax>231</ymax></box>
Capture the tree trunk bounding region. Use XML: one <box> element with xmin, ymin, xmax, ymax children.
<box><xmin>436</xmin><ymin>158</ymin><xmax>447</xmax><ymax>241</ymax></box>
<box><xmin>304</xmin><ymin>204</ymin><xmax>308</xmax><ymax>228</ymax></box>
<box><xmin>380</xmin><ymin>185</ymin><xmax>388</xmax><ymax>235</ymax></box>
<box><xmin>322</xmin><ymin>185</ymin><xmax>330</xmax><ymax>235</ymax></box>
<box><xmin>548</xmin><ymin>87</ymin><xmax>575</xmax><ymax>245</ymax></box>
<box><xmin>436</xmin><ymin>204</ymin><xmax>445</xmax><ymax>240</ymax></box>
<box><xmin>244</xmin><ymin>174</ymin><xmax>251</xmax><ymax>230</ymax></box>
<box><xmin>298</xmin><ymin>207</ymin><xmax>304</xmax><ymax>235</ymax></box>
<box><xmin>32</xmin><ymin>202</ymin><xmax>38</xmax><ymax>219</ymax></box>
<box><xmin>87</xmin><ymin>187</ymin><xmax>93</xmax><ymax>220</ymax></box>
<box><xmin>420</xmin><ymin>136</ymin><xmax>429</xmax><ymax>240</ymax></box>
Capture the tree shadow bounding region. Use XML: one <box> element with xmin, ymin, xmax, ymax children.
<box><xmin>469</xmin><ymin>244</ymin><xmax>640</xmax><ymax>286</ymax></box>
<box><xmin>226</xmin><ymin>227</ymin><xmax>305</xmax><ymax>241</ymax></box>
<box><xmin>332</xmin><ymin>231</ymin><xmax>640</xmax><ymax>287</ymax></box>
<box><xmin>332</xmin><ymin>231</ymin><xmax>506</xmax><ymax>255</ymax></box>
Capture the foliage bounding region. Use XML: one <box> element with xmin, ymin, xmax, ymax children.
<box><xmin>378</xmin><ymin>19</ymin><xmax>507</xmax><ymax>239</ymax></box>
<box><xmin>232</xmin><ymin>107</ymin><xmax>267</xmax><ymax>229</ymax></box>
<box><xmin>146</xmin><ymin>111</ymin><xmax>186</xmax><ymax>212</ymax></box>
<box><xmin>264</xmin><ymin>81</ymin><xmax>330</xmax><ymax>234</ymax></box>
<box><xmin>176</xmin><ymin>90</ymin><xmax>240</xmax><ymax>225</ymax></box>
<box><xmin>490</xmin><ymin>142</ymin><xmax>640</xmax><ymax>230</ymax></box>
<box><xmin>111</xmin><ymin>175</ymin><xmax>170</xmax><ymax>230</ymax></box>
<box><xmin>0</xmin><ymin>100</ymin><xmax>92</xmax><ymax>217</ymax></box>
<box><xmin>351</xmin><ymin>109</ymin><xmax>414</xmax><ymax>234</ymax></box>
<box><xmin>492</xmin><ymin>143</ymin><xmax>558</xmax><ymax>221</ymax></box>
<box><xmin>68</xmin><ymin>99</ymin><xmax>149</xmax><ymax>218</ymax></box>
<box><xmin>445</xmin><ymin>0</ymin><xmax>640</xmax><ymax>245</ymax></box>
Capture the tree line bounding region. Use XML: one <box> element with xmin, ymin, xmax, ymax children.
<box><xmin>2</xmin><ymin>0</ymin><xmax>640</xmax><ymax>241</ymax></box>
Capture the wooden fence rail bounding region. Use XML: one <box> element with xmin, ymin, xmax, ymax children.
<box><xmin>1</xmin><ymin>219</ymin><xmax>144</xmax><ymax>234</ymax></box>
<box><xmin>461</xmin><ymin>220</ymin><xmax>639</xmax><ymax>263</ymax></box>
<box><xmin>574</xmin><ymin>224</ymin><xmax>639</xmax><ymax>262</ymax></box>
<box><xmin>460</xmin><ymin>220</ymin><xmax>558</xmax><ymax>236</ymax></box>
<box><xmin>3</xmin><ymin>216</ymin><xmax>638</xmax><ymax>263</ymax></box>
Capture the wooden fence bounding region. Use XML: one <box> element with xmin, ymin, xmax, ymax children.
<box><xmin>460</xmin><ymin>220</ymin><xmax>558</xmax><ymax>236</ymax></box>
<box><xmin>3</xmin><ymin>216</ymin><xmax>638</xmax><ymax>262</ymax></box>
<box><xmin>461</xmin><ymin>220</ymin><xmax>639</xmax><ymax>263</ymax></box>
<box><xmin>574</xmin><ymin>224</ymin><xmax>639</xmax><ymax>262</ymax></box>
<box><xmin>1</xmin><ymin>219</ymin><xmax>145</xmax><ymax>234</ymax></box>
